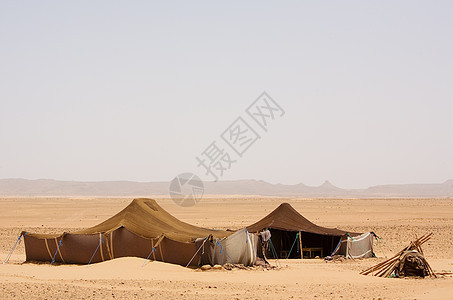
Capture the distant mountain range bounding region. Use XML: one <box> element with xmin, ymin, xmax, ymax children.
<box><xmin>0</xmin><ymin>178</ymin><xmax>452</xmax><ymax>197</ymax></box>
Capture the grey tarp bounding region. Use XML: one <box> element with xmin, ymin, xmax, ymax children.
<box><xmin>196</xmin><ymin>229</ymin><xmax>259</xmax><ymax>266</ymax></box>
<box><xmin>331</xmin><ymin>232</ymin><xmax>375</xmax><ymax>258</ymax></box>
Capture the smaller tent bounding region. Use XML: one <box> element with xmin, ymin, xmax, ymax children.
<box><xmin>330</xmin><ymin>232</ymin><xmax>375</xmax><ymax>259</ymax></box>
<box><xmin>247</xmin><ymin>203</ymin><xmax>367</xmax><ymax>259</ymax></box>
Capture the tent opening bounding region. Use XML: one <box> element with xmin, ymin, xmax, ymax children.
<box><xmin>266</xmin><ymin>229</ymin><xmax>341</xmax><ymax>259</ymax></box>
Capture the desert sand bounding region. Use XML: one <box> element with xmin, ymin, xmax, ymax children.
<box><xmin>1</xmin><ymin>197</ymin><xmax>452</xmax><ymax>299</ymax></box>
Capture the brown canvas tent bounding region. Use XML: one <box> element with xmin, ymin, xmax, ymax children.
<box><xmin>22</xmin><ymin>198</ymin><xmax>235</xmax><ymax>266</ymax></box>
<box><xmin>246</xmin><ymin>203</ymin><xmax>362</xmax><ymax>259</ymax></box>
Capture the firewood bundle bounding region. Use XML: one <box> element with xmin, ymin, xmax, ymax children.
<box><xmin>360</xmin><ymin>233</ymin><xmax>436</xmax><ymax>278</ymax></box>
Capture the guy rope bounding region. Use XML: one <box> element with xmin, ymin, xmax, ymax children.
<box><xmin>3</xmin><ymin>232</ymin><xmax>27</xmax><ymax>264</ymax></box>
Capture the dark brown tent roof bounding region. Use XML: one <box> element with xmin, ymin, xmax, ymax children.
<box><xmin>28</xmin><ymin>198</ymin><xmax>232</xmax><ymax>242</ymax></box>
<box><xmin>246</xmin><ymin>202</ymin><xmax>349</xmax><ymax>236</ymax></box>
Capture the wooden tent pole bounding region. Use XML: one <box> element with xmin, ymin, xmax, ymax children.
<box><xmin>299</xmin><ymin>231</ymin><xmax>303</xmax><ymax>259</ymax></box>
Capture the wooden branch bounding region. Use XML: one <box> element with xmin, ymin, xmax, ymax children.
<box><xmin>361</xmin><ymin>233</ymin><xmax>435</xmax><ymax>278</ymax></box>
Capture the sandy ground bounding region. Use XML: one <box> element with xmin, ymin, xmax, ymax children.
<box><xmin>0</xmin><ymin>197</ymin><xmax>452</xmax><ymax>299</ymax></box>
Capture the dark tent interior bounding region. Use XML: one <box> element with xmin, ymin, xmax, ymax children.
<box><xmin>264</xmin><ymin>229</ymin><xmax>342</xmax><ymax>259</ymax></box>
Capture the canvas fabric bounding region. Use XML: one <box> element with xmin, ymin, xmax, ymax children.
<box><xmin>196</xmin><ymin>229</ymin><xmax>259</xmax><ymax>266</ymax></box>
<box><xmin>331</xmin><ymin>232</ymin><xmax>374</xmax><ymax>258</ymax></box>
<box><xmin>247</xmin><ymin>203</ymin><xmax>353</xmax><ymax>236</ymax></box>
<box><xmin>22</xmin><ymin>198</ymin><xmax>232</xmax><ymax>266</ymax></box>
<box><xmin>396</xmin><ymin>250</ymin><xmax>429</xmax><ymax>277</ymax></box>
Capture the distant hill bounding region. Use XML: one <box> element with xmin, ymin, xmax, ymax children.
<box><xmin>0</xmin><ymin>178</ymin><xmax>452</xmax><ymax>198</ymax></box>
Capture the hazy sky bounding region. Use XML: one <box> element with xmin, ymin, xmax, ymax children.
<box><xmin>1</xmin><ymin>1</ymin><xmax>452</xmax><ymax>188</ymax></box>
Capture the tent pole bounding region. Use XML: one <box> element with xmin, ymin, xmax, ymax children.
<box><xmin>299</xmin><ymin>231</ymin><xmax>303</xmax><ymax>259</ymax></box>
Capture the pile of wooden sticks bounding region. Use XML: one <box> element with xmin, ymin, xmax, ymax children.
<box><xmin>360</xmin><ymin>233</ymin><xmax>436</xmax><ymax>278</ymax></box>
